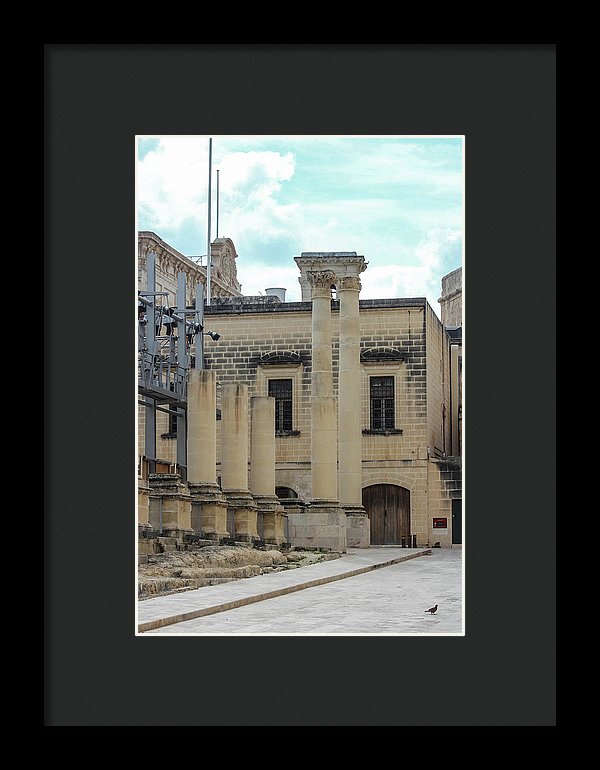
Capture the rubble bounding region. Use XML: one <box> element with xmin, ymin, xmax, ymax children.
<box><xmin>138</xmin><ymin>544</ymin><xmax>339</xmax><ymax>599</ymax></box>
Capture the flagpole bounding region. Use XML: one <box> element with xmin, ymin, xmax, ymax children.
<box><xmin>206</xmin><ymin>138</ymin><xmax>212</xmax><ymax>305</ymax></box>
<box><xmin>216</xmin><ymin>168</ymin><xmax>220</xmax><ymax>239</ymax></box>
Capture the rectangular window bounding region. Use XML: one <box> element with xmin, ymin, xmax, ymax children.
<box><xmin>370</xmin><ymin>376</ymin><xmax>395</xmax><ymax>430</ymax></box>
<box><xmin>269</xmin><ymin>379</ymin><xmax>293</xmax><ymax>432</ymax></box>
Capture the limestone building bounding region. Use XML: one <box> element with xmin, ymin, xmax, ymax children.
<box><xmin>138</xmin><ymin>232</ymin><xmax>462</xmax><ymax>550</ymax></box>
<box><xmin>439</xmin><ymin>266</ymin><xmax>463</xmax><ymax>460</ymax></box>
<box><xmin>438</xmin><ymin>266</ymin><xmax>462</xmax><ymax>327</ymax></box>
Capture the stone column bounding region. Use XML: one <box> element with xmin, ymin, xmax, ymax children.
<box><xmin>337</xmin><ymin>275</ymin><xmax>363</xmax><ymax>508</ymax></box>
<box><xmin>250</xmin><ymin>397</ymin><xmax>286</xmax><ymax>544</ymax></box>
<box><xmin>188</xmin><ymin>368</ymin><xmax>217</xmax><ymax>484</ymax></box>
<box><xmin>308</xmin><ymin>270</ymin><xmax>338</xmax><ymax>504</ymax></box>
<box><xmin>292</xmin><ymin>251</ymin><xmax>369</xmax><ymax>551</ymax></box>
<box><xmin>221</xmin><ymin>383</ymin><xmax>258</xmax><ymax>542</ymax></box>
<box><xmin>283</xmin><ymin>269</ymin><xmax>346</xmax><ymax>552</ymax></box>
<box><xmin>187</xmin><ymin>369</ymin><xmax>229</xmax><ymax>541</ymax></box>
<box><xmin>338</xmin><ymin>275</ymin><xmax>370</xmax><ymax>547</ymax></box>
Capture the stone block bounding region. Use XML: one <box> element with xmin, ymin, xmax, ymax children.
<box><xmin>138</xmin><ymin>540</ymin><xmax>155</xmax><ymax>555</ymax></box>
<box><xmin>314</xmin><ymin>536</ymin><xmax>347</xmax><ymax>552</ymax></box>
<box><xmin>326</xmin><ymin>511</ymin><xmax>344</xmax><ymax>526</ymax></box>
<box><xmin>194</xmin><ymin>498</ymin><xmax>229</xmax><ymax>540</ymax></box>
<box><xmin>285</xmin><ymin>508</ymin><xmax>346</xmax><ymax>552</ymax></box>
<box><xmin>346</xmin><ymin>514</ymin><xmax>370</xmax><ymax>548</ymax></box>
<box><xmin>296</xmin><ymin>512</ymin><xmax>328</xmax><ymax>526</ymax></box>
<box><xmin>262</xmin><ymin>510</ymin><xmax>286</xmax><ymax>544</ymax></box>
<box><xmin>234</xmin><ymin>507</ymin><xmax>259</xmax><ymax>541</ymax></box>
<box><xmin>156</xmin><ymin>537</ymin><xmax>177</xmax><ymax>552</ymax></box>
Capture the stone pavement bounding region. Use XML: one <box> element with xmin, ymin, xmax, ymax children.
<box><xmin>138</xmin><ymin>547</ymin><xmax>463</xmax><ymax>635</ymax></box>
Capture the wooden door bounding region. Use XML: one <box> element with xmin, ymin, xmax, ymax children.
<box><xmin>362</xmin><ymin>484</ymin><xmax>410</xmax><ymax>545</ymax></box>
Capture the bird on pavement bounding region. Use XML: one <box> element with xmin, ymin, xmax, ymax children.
<box><xmin>425</xmin><ymin>604</ymin><xmax>438</xmax><ymax>614</ymax></box>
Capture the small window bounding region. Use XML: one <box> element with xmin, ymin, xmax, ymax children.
<box><xmin>370</xmin><ymin>376</ymin><xmax>395</xmax><ymax>430</ymax></box>
<box><xmin>269</xmin><ymin>378</ymin><xmax>293</xmax><ymax>432</ymax></box>
<box><xmin>276</xmin><ymin>486</ymin><xmax>298</xmax><ymax>499</ymax></box>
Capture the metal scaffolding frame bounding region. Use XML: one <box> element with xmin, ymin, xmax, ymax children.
<box><xmin>138</xmin><ymin>250</ymin><xmax>207</xmax><ymax>479</ymax></box>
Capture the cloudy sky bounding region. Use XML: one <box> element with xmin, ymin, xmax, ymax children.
<box><xmin>137</xmin><ymin>135</ymin><xmax>463</xmax><ymax>316</ymax></box>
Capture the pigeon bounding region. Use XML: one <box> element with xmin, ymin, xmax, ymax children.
<box><xmin>425</xmin><ymin>604</ymin><xmax>438</xmax><ymax>615</ymax></box>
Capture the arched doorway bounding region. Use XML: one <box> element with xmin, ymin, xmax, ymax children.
<box><xmin>362</xmin><ymin>484</ymin><xmax>410</xmax><ymax>545</ymax></box>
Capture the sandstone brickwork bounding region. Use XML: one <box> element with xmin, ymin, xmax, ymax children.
<box><xmin>138</xmin><ymin>234</ymin><xmax>463</xmax><ymax>549</ymax></box>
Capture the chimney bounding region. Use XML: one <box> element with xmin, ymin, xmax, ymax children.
<box><xmin>265</xmin><ymin>287</ymin><xmax>286</xmax><ymax>302</ymax></box>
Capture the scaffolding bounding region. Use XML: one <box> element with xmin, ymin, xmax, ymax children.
<box><xmin>138</xmin><ymin>250</ymin><xmax>219</xmax><ymax>478</ymax></box>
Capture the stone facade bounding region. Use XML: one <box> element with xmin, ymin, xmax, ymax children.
<box><xmin>138</xmin><ymin>233</ymin><xmax>463</xmax><ymax>549</ymax></box>
<box><xmin>138</xmin><ymin>231</ymin><xmax>242</xmax><ymax>304</ymax></box>
<box><xmin>199</xmin><ymin>296</ymin><xmax>456</xmax><ymax>547</ymax></box>
<box><xmin>438</xmin><ymin>266</ymin><xmax>462</xmax><ymax>328</ymax></box>
<box><xmin>439</xmin><ymin>266</ymin><xmax>463</xmax><ymax>461</ymax></box>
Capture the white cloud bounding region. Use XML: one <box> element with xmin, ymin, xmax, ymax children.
<box><xmin>137</xmin><ymin>138</ymin><xmax>209</xmax><ymax>230</ymax></box>
<box><xmin>218</xmin><ymin>151</ymin><xmax>294</xmax><ymax>204</ymax></box>
<box><xmin>137</xmin><ymin>139</ymin><xmax>296</xmax><ymax>234</ymax></box>
<box><xmin>138</xmin><ymin>137</ymin><xmax>463</xmax><ymax>316</ymax></box>
<box><xmin>360</xmin><ymin>227</ymin><xmax>462</xmax><ymax>313</ymax></box>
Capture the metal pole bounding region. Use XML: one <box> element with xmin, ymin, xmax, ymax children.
<box><xmin>146</xmin><ymin>251</ymin><xmax>157</xmax><ymax>357</ymax></box>
<box><xmin>176</xmin><ymin>272</ymin><xmax>187</xmax><ymax>367</ymax></box>
<box><xmin>216</xmin><ymin>168</ymin><xmax>219</xmax><ymax>239</ymax></box>
<box><xmin>145</xmin><ymin>251</ymin><xmax>157</xmax><ymax>474</ymax></box>
<box><xmin>139</xmin><ymin>401</ymin><xmax>182</xmax><ymax>416</ymax></box>
<box><xmin>195</xmin><ymin>283</ymin><xmax>204</xmax><ymax>369</ymax></box>
<box><xmin>176</xmin><ymin>272</ymin><xmax>187</xmax><ymax>475</ymax></box>
<box><xmin>206</xmin><ymin>138</ymin><xmax>212</xmax><ymax>305</ymax></box>
<box><xmin>145</xmin><ymin>398</ymin><xmax>156</xmax><ymax>476</ymax></box>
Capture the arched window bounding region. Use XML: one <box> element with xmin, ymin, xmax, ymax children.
<box><xmin>275</xmin><ymin>486</ymin><xmax>298</xmax><ymax>499</ymax></box>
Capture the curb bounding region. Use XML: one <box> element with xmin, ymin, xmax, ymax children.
<box><xmin>138</xmin><ymin>548</ymin><xmax>431</xmax><ymax>633</ymax></box>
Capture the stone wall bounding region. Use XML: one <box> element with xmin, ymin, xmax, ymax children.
<box><xmin>438</xmin><ymin>266</ymin><xmax>462</xmax><ymax>327</ymax></box>
<box><xmin>200</xmin><ymin>299</ymin><xmax>432</xmax><ymax>476</ymax></box>
<box><xmin>137</xmin><ymin>229</ymin><xmax>462</xmax><ymax>546</ymax></box>
<box><xmin>138</xmin><ymin>295</ymin><xmax>460</xmax><ymax>545</ymax></box>
<box><xmin>427</xmin><ymin>459</ymin><xmax>453</xmax><ymax>547</ymax></box>
<box><xmin>425</xmin><ymin>304</ymin><xmax>452</xmax><ymax>458</ymax></box>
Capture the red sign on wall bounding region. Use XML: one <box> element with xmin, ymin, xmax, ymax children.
<box><xmin>433</xmin><ymin>518</ymin><xmax>447</xmax><ymax>528</ymax></box>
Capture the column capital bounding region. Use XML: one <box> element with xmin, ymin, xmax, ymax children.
<box><xmin>337</xmin><ymin>275</ymin><xmax>362</xmax><ymax>292</ymax></box>
<box><xmin>295</xmin><ymin>253</ymin><xmax>367</xmax><ymax>299</ymax></box>
<box><xmin>298</xmin><ymin>274</ymin><xmax>311</xmax><ymax>302</ymax></box>
<box><xmin>306</xmin><ymin>269</ymin><xmax>336</xmax><ymax>295</ymax></box>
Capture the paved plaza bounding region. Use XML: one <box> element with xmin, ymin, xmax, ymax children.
<box><xmin>140</xmin><ymin>547</ymin><xmax>463</xmax><ymax>636</ymax></box>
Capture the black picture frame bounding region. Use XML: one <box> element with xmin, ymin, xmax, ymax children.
<box><xmin>45</xmin><ymin>43</ymin><xmax>556</xmax><ymax>727</ymax></box>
